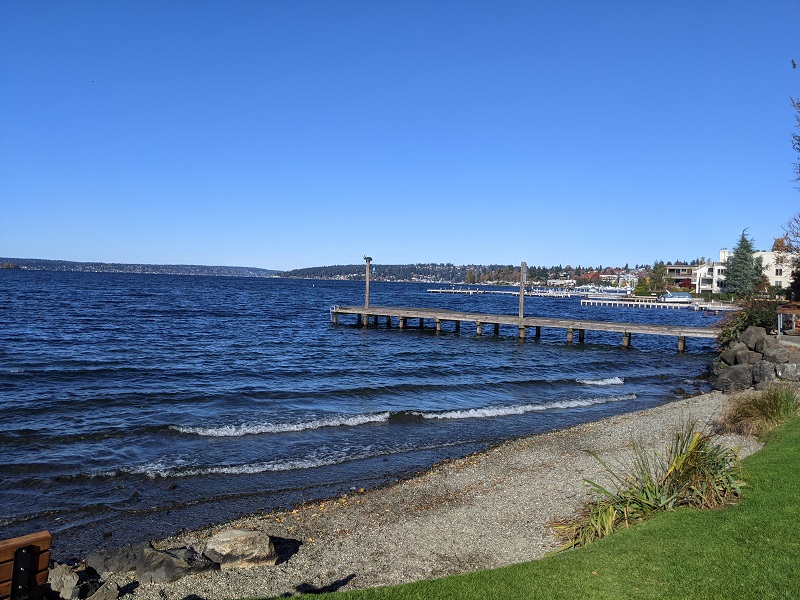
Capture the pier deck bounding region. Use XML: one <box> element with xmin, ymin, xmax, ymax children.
<box><xmin>330</xmin><ymin>304</ymin><xmax>717</xmax><ymax>351</ymax></box>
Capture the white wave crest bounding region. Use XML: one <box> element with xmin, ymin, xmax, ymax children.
<box><xmin>172</xmin><ymin>412</ymin><xmax>392</xmax><ymax>437</ymax></box>
<box><xmin>576</xmin><ymin>376</ymin><xmax>624</xmax><ymax>386</ymax></box>
<box><xmin>134</xmin><ymin>457</ymin><xmax>348</xmax><ymax>478</ymax></box>
<box><xmin>426</xmin><ymin>394</ymin><xmax>636</xmax><ymax>420</ymax></box>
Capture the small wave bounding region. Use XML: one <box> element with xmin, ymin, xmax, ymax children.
<box><xmin>172</xmin><ymin>412</ymin><xmax>392</xmax><ymax>437</ymax></box>
<box><xmin>112</xmin><ymin>455</ymin><xmax>356</xmax><ymax>479</ymax></box>
<box><xmin>173</xmin><ymin>393</ymin><xmax>638</xmax><ymax>437</ymax></box>
<box><xmin>426</xmin><ymin>394</ymin><xmax>636</xmax><ymax>420</ymax></box>
<box><xmin>576</xmin><ymin>376</ymin><xmax>624</xmax><ymax>386</ymax></box>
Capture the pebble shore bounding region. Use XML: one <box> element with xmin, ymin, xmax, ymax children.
<box><xmin>110</xmin><ymin>391</ymin><xmax>761</xmax><ymax>599</ymax></box>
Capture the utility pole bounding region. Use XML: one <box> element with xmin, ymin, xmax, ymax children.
<box><xmin>363</xmin><ymin>255</ymin><xmax>372</xmax><ymax>308</ymax></box>
<box><xmin>519</xmin><ymin>261</ymin><xmax>527</xmax><ymax>318</ymax></box>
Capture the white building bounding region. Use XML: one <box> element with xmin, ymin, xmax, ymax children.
<box><xmin>694</xmin><ymin>249</ymin><xmax>790</xmax><ymax>294</ymax></box>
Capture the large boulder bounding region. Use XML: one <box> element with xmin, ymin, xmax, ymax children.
<box><xmin>86</xmin><ymin>542</ymin><xmax>151</xmax><ymax>575</ymax></box>
<box><xmin>136</xmin><ymin>546</ymin><xmax>216</xmax><ymax>584</ymax></box>
<box><xmin>203</xmin><ymin>529</ymin><xmax>278</xmax><ymax>570</ymax></box>
<box><xmin>763</xmin><ymin>345</ymin><xmax>790</xmax><ymax>364</ymax></box>
<box><xmin>735</xmin><ymin>349</ymin><xmax>762</xmax><ymax>365</ymax></box>
<box><xmin>720</xmin><ymin>342</ymin><xmax>748</xmax><ymax>366</ymax></box>
<box><xmin>738</xmin><ymin>326</ymin><xmax>768</xmax><ymax>351</ymax></box>
<box><xmin>87</xmin><ymin>581</ymin><xmax>120</xmax><ymax>600</ymax></box>
<box><xmin>752</xmin><ymin>360</ymin><xmax>777</xmax><ymax>385</ymax></box>
<box><xmin>776</xmin><ymin>362</ymin><xmax>800</xmax><ymax>381</ymax></box>
<box><xmin>712</xmin><ymin>364</ymin><xmax>753</xmax><ymax>392</ymax></box>
<box><xmin>48</xmin><ymin>563</ymin><xmax>80</xmax><ymax>600</ymax></box>
<box><xmin>754</xmin><ymin>335</ymin><xmax>779</xmax><ymax>353</ymax></box>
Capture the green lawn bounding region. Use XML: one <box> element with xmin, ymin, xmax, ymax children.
<box><xmin>297</xmin><ymin>418</ymin><xmax>800</xmax><ymax>600</ymax></box>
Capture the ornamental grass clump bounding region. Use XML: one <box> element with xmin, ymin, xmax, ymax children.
<box><xmin>719</xmin><ymin>383</ymin><xmax>800</xmax><ymax>438</ymax></box>
<box><xmin>555</xmin><ymin>419</ymin><xmax>742</xmax><ymax>550</ymax></box>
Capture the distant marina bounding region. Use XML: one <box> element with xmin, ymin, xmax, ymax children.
<box><xmin>427</xmin><ymin>284</ymin><xmax>628</xmax><ymax>299</ymax></box>
<box><xmin>426</xmin><ymin>284</ymin><xmax>738</xmax><ymax>312</ymax></box>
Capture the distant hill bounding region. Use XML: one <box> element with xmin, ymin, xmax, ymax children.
<box><xmin>0</xmin><ymin>258</ymin><xmax>280</xmax><ymax>278</ymax></box>
<box><xmin>280</xmin><ymin>263</ymin><xmax>556</xmax><ymax>284</ymax></box>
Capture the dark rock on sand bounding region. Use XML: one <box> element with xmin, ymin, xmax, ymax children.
<box><xmin>136</xmin><ymin>546</ymin><xmax>216</xmax><ymax>584</ymax></box>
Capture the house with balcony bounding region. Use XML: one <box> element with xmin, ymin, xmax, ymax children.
<box><xmin>665</xmin><ymin>264</ymin><xmax>694</xmax><ymax>288</ymax></box>
<box><xmin>693</xmin><ymin>249</ymin><xmax>790</xmax><ymax>294</ymax></box>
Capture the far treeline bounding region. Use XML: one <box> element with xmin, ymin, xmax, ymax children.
<box><xmin>280</xmin><ymin>263</ymin><xmax>650</xmax><ymax>284</ymax></box>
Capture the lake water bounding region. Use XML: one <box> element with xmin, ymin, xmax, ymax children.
<box><xmin>0</xmin><ymin>271</ymin><xmax>720</xmax><ymax>559</ymax></box>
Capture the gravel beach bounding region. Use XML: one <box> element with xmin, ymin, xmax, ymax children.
<box><xmin>109</xmin><ymin>390</ymin><xmax>761</xmax><ymax>599</ymax></box>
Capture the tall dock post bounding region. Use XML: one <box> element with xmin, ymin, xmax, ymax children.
<box><xmin>518</xmin><ymin>261</ymin><xmax>527</xmax><ymax>339</ymax></box>
<box><xmin>363</xmin><ymin>255</ymin><xmax>372</xmax><ymax>309</ymax></box>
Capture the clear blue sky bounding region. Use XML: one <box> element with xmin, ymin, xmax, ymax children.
<box><xmin>2</xmin><ymin>1</ymin><xmax>798</xmax><ymax>270</ymax></box>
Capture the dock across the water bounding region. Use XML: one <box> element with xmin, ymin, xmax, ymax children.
<box><xmin>330</xmin><ymin>304</ymin><xmax>717</xmax><ymax>351</ymax></box>
<box><xmin>580</xmin><ymin>297</ymin><xmax>738</xmax><ymax>312</ymax></box>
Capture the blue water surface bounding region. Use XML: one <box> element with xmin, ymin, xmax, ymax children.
<box><xmin>0</xmin><ymin>271</ymin><xmax>720</xmax><ymax>559</ymax></box>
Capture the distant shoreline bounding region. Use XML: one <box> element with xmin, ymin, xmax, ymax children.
<box><xmin>0</xmin><ymin>258</ymin><xmax>280</xmax><ymax>277</ymax></box>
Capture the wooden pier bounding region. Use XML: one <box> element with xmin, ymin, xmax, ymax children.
<box><xmin>580</xmin><ymin>298</ymin><xmax>687</xmax><ymax>309</ymax></box>
<box><xmin>330</xmin><ymin>304</ymin><xmax>717</xmax><ymax>351</ymax></box>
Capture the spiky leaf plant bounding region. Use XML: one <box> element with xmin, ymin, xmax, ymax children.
<box><xmin>555</xmin><ymin>419</ymin><xmax>742</xmax><ymax>550</ymax></box>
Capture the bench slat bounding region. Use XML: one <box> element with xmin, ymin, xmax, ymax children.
<box><xmin>0</xmin><ymin>550</ymin><xmax>50</xmax><ymax>584</ymax></box>
<box><xmin>0</xmin><ymin>532</ymin><xmax>52</xmax><ymax>600</ymax></box>
<box><xmin>0</xmin><ymin>532</ymin><xmax>52</xmax><ymax>563</ymax></box>
<box><xmin>0</xmin><ymin>569</ymin><xmax>49</xmax><ymax>600</ymax></box>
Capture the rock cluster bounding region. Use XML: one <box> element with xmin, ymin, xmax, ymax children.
<box><xmin>711</xmin><ymin>326</ymin><xmax>799</xmax><ymax>392</ymax></box>
<box><xmin>47</xmin><ymin>529</ymin><xmax>279</xmax><ymax>600</ymax></box>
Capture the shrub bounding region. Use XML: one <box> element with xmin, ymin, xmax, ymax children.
<box><xmin>715</xmin><ymin>299</ymin><xmax>781</xmax><ymax>349</ymax></box>
<box><xmin>555</xmin><ymin>419</ymin><xmax>742</xmax><ymax>550</ymax></box>
<box><xmin>719</xmin><ymin>384</ymin><xmax>800</xmax><ymax>438</ymax></box>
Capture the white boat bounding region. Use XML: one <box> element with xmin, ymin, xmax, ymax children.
<box><xmin>657</xmin><ymin>291</ymin><xmax>694</xmax><ymax>304</ymax></box>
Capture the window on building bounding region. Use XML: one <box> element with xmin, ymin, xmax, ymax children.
<box><xmin>776</xmin><ymin>268</ymin><xmax>783</xmax><ymax>276</ymax></box>
<box><xmin>776</xmin><ymin>281</ymin><xmax>783</xmax><ymax>288</ymax></box>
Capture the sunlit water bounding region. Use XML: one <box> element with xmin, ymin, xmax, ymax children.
<box><xmin>0</xmin><ymin>271</ymin><xmax>720</xmax><ymax>559</ymax></box>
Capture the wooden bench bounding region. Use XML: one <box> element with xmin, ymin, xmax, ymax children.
<box><xmin>0</xmin><ymin>532</ymin><xmax>52</xmax><ymax>600</ymax></box>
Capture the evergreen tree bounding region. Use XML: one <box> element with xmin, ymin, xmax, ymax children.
<box><xmin>649</xmin><ymin>261</ymin><xmax>668</xmax><ymax>291</ymax></box>
<box><xmin>725</xmin><ymin>230</ymin><xmax>764</xmax><ymax>298</ymax></box>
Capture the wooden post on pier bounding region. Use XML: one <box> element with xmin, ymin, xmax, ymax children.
<box><xmin>418</xmin><ymin>318</ymin><xmax>425</xmax><ymax>329</ymax></box>
<box><xmin>494</xmin><ymin>323</ymin><xmax>500</xmax><ymax>336</ymax></box>
<box><xmin>622</xmin><ymin>331</ymin><xmax>631</xmax><ymax>348</ymax></box>
<box><xmin>435</xmin><ymin>319</ymin><xmax>442</xmax><ymax>334</ymax></box>
<box><xmin>519</xmin><ymin>261</ymin><xmax>526</xmax><ymax>319</ymax></box>
<box><xmin>455</xmin><ymin>321</ymin><xmax>461</xmax><ymax>333</ymax></box>
<box><xmin>386</xmin><ymin>316</ymin><xmax>392</xmax><ymax>328</ymax></box>
<box><xmin>399</xmin><ymin>317</ymin><xmax>406</xmax><ymax>330</ymax></box>
<box><xmin>566</xmin><ymin>328</ymin><xmax>574</xmax><ymax>344</ymax></box>
<box><xmin>578</xmin><ymin>329</ymin><xmax>585</xmax><ymax>343</ymax></box>
<box><xmin>535</xmin><ymin>326</ymin><xmax>541</xmax><ymax>338</ymax></box>
<box><xmin>518</xmin><ymin>261</ymin><xmax>527</xmax><ymax>340</ymax></box>
<box><xmin>678</xmin><ymin>335</ymin><xmax>686</xmax><ymax>352</ymax></box>
<box><xmin>364</xmin><ymin>256</ymin><xmax>372</xmax><ymax>309</ymax></box>
<box><xmin>476</xmin><ymin>322</ymin><xmax>483</xmax><ymax>336</ymax></box>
